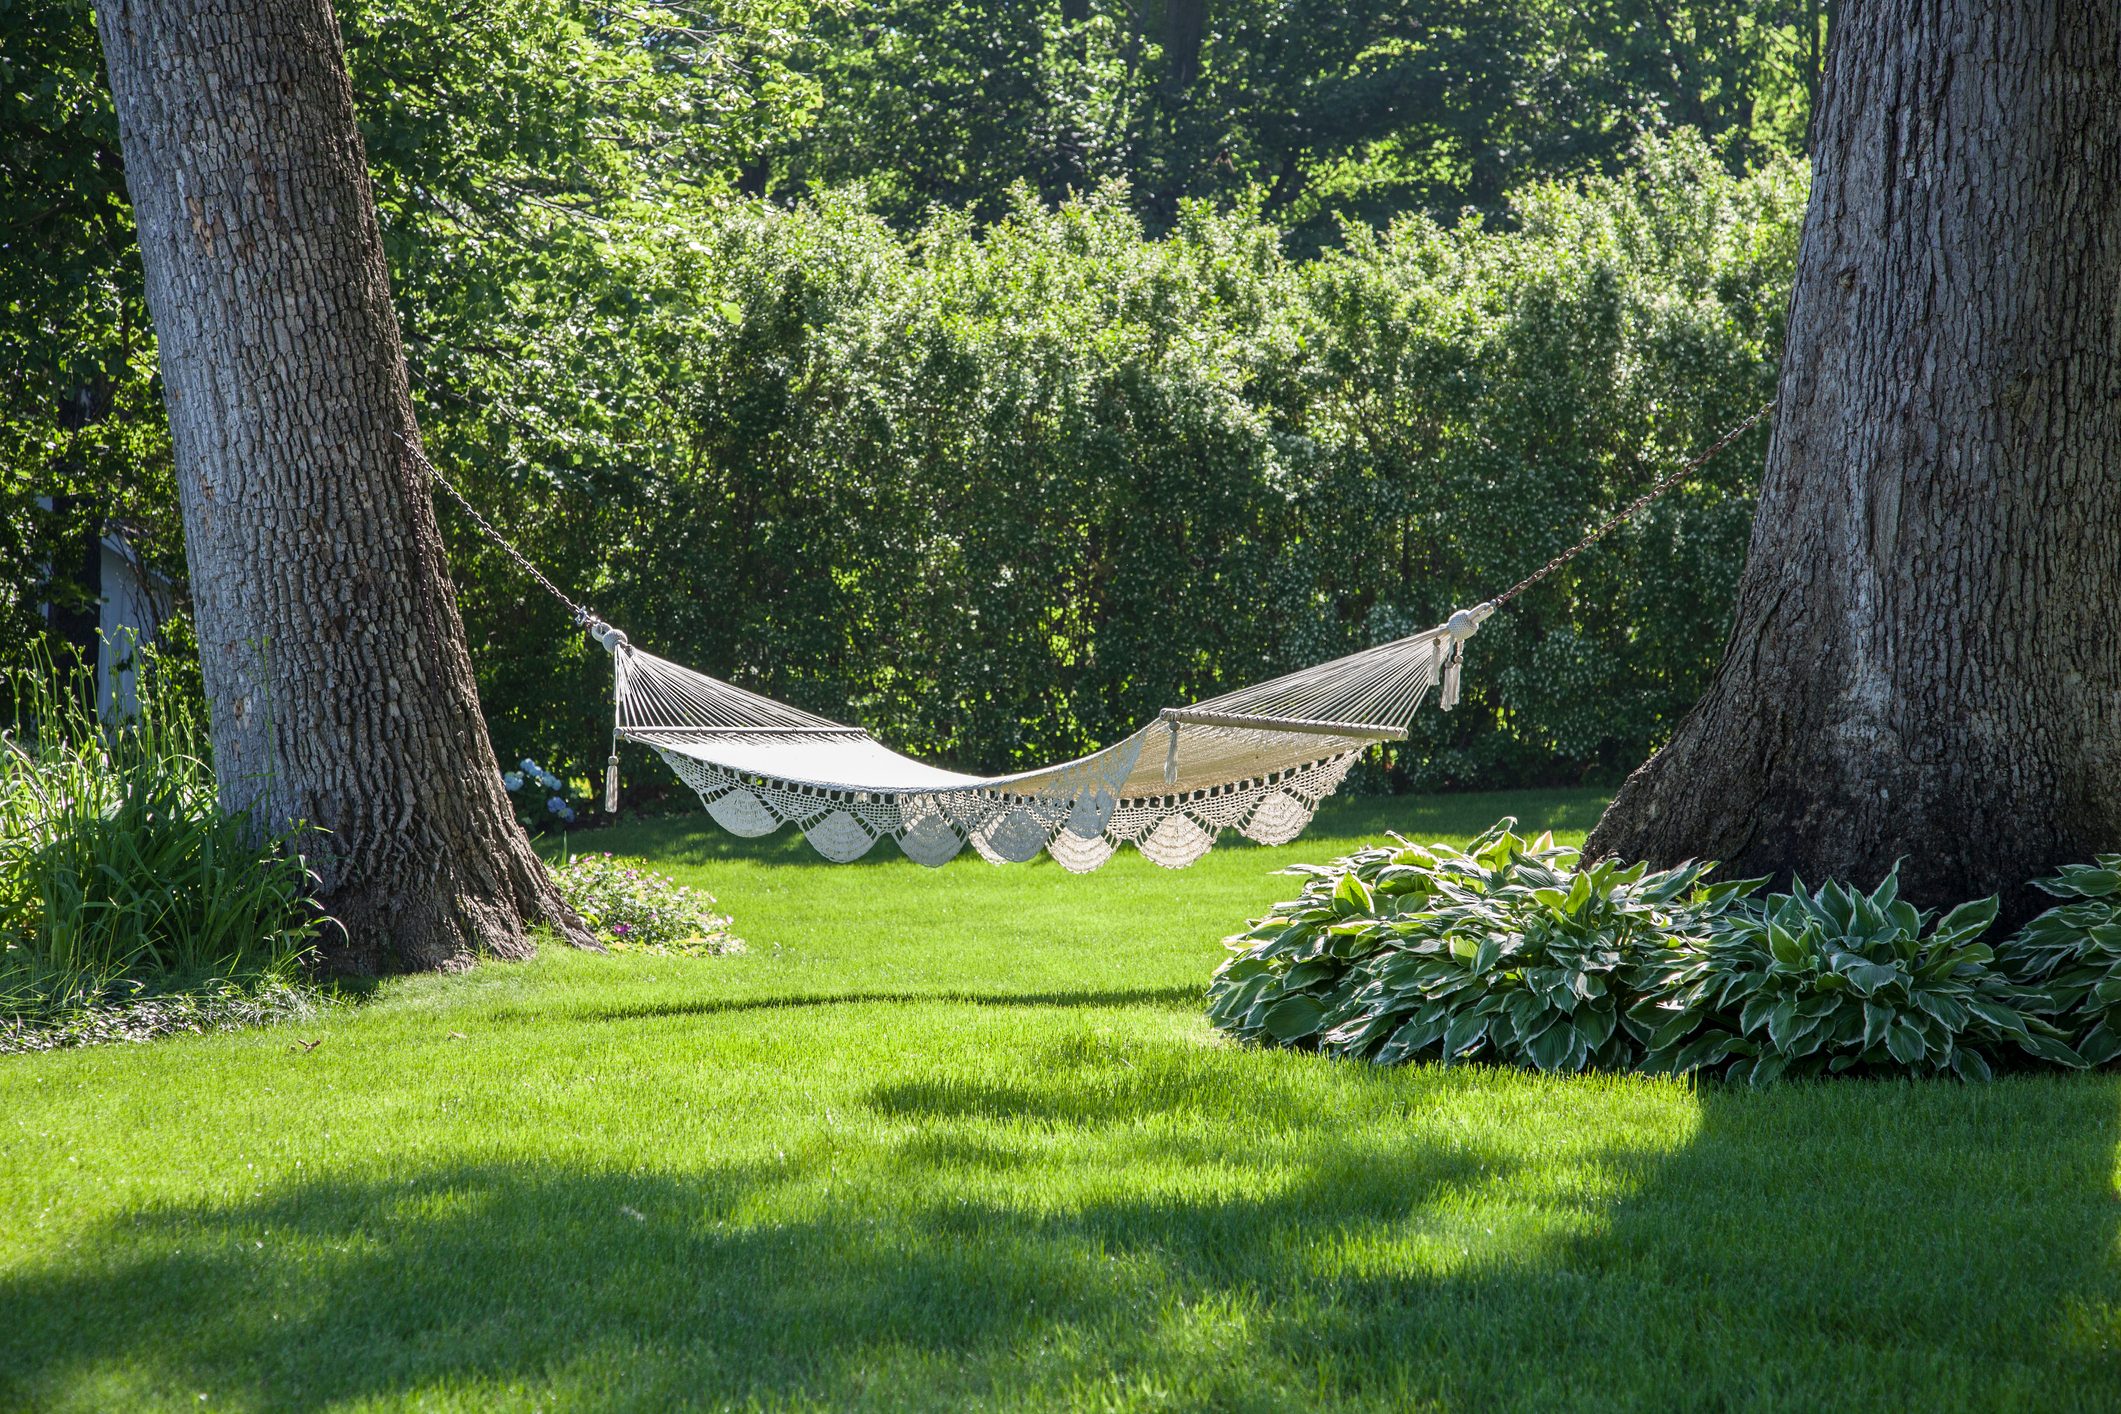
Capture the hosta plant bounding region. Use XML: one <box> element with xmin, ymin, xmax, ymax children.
<box><xmin>1207</xmin><ymin>820</ymin><xmax>1755</xmax><ymax>1074</ymax></box>
<box><xmin>1997</xmin><ymin>857</ymin><xmax>2121</xmax><ymax>1066</ymax></box>
<box><xmin>1633</xmin><ymin>871</ymin><xmax>2081</xmax><ymax>1085</ymax></box>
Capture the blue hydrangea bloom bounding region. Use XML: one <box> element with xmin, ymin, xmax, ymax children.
<box><xmin>503</xmin><ymin>772</ymin><xmax>524</xmax><ymax>792</ymax></box>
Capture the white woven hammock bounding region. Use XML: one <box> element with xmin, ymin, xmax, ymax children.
<box><xmin>585</xmin><ymin>604</ymin><xmax>1492</xmax><ymax>872</ymax></box>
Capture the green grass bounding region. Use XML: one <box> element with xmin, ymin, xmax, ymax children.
<box><xmin>2</xmin><ymin>787</ymin><xmax>2118</xmax><ymax>1411</ymax></box>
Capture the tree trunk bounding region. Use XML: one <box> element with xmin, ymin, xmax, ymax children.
<box><xmin>1162</xmin><ymin>0</ymin><xmax>1207</xmax><ymax>93</ymax></box>
<box><xmin>92</xmin><ymin>0</ymin><xmax>589</xmax><ymax>969</ymax></box>
<box><xmin>1587</xmin><ymin>1</ymin><xmax>2121</xmax><ymax>911</ymax></box>
<box><xmin>46</xmin><ymin>385</ymin><xmax>114</xmax><ymax>671</ymax></box>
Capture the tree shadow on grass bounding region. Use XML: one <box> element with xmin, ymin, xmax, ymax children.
<box><xmin>3</xmin><ymin>1069</ymin><xmax>2115</xmax><ymax>1410</ymax></box>
<box><xmin>559</xmin><ymin>984</ymin><xmax>1207</xmax><ymax>1027</ymax></box>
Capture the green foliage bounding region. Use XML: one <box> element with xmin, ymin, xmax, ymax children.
<box><xmin>549</xmin><ymin>851</ymin><xmax>742</xmax><ymax>956</ymax></box>
<box><xmin>0</xmin><ymin>973</ymin><xmax>323</xmax><ymax>1055</ymax></box>
<box><xmin>1211</xmin><ymin>830</ymin><xmax>2104</xmax><ymax>1086</ymax></box>
<box><xmin>442</xmin><ymin>135</ymin><xmax>1801</xmax><ymax>793</ymax></box>
<box><xmin>0</xmin><ymin>647</ymin><xmax>326</xmax><ymax>1019</ymax></box>
<box><xmin>0</xmin><ymin>0</ymin><xmax>182</xmax><ymax>667</ymax></box>
<box><xmin>1999</xmin><ymin>858</ymin><xmax>2121</xmax><ymax>1068</ymax></box>
<box><xmin>774</xmin><ymin>1</ymin><xmax>1827</xmax><ymax>247</ymax></box>
<box><xmin>2</xmin><ymin>0</ymin><xmax>810</xmax><ymax>678</ymax></box>
<box><xmin>1208</xmin><ymin>819</ymin><xmax>1753</xmax><ymax>1073</ymax></box>
<box><xmin>1636</xmin><ymin>872</ymin><xmax>2081</xmax><ymax>1085</ymax></box>
<box><xmin>5</xmin><ymin>0</ymin><xmax>1807</xmax><ymax>797</ymax></box>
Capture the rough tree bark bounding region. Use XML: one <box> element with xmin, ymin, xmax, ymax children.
<box><xmin>1587</xmin><ymin>2</ymin><xmax>2121</xmax><ymax>909</ymax></box>
<box><xmin>93</xmin><ymin>0</ymin><xmax>589</xmax><ymax>969</ymax></box>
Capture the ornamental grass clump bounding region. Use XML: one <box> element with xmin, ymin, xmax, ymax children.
<box><xmin>1207</xmin><ymin>820</ymin><xmax>1755</xmax><ymax>1074</ymax></box>
<box><xmin>549</xmin><ymin>851</ymin><xmax>742</xmax><ymax>956</ymax></box>
<box><xmin>1621</xmin><ymin>871</ymin><xmax>2079</xmax><ymax>1085</ymax></box>
<box><xmin>0</xmin><ymin>648</ymin><xmax>326</xmax><ymax>1026</ymax></box>
<box><xmin>1996</xmin><ymin>857</ymin><xmax>2121</xmax><ymax>1067</ymax></box>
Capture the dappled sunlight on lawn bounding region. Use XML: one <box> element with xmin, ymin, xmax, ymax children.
<box><xmin>4</xmin><ymin>790</ymin><xmax>2121</xmax><ymax>1409</ymax></box>
<box><xmin>6</xmin><ymin>1010</ymin><xmax>2120</xmax><ymax>1409</ymax></box>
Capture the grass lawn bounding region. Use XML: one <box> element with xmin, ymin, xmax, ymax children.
<box><xmin>3</xmin><ymin>787</ymin><xmax>2119</xmax><ymax>1411</ymax></box>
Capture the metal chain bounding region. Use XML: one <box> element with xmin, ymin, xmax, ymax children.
<box><xmin>398</xmin><ymin>434</ymin><xmax>599</xmax><ymax>627</ymax></box>
<box><xmin>1490</xmin><ymin>399</ymin><xmax>1777</xmax><ymax>609</ymax></box>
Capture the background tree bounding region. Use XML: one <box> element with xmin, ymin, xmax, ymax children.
<box><xmin>0</xmin><ymin>0</ymin><xmax>181</xmax><ymax>668</ymax></box>
<box><xmin>1587</xmin><ymin>2</ymin><xmax>2121</xmax><ymax>906</ymax></box>
<box><xmin>91</xmin><ymin>0</ymin><xmax>588</xmax><ymax>970</ymax></box>
<box><xmin>767</xmin><ymin>0</ymin><xmax>1829</xmax><ymax>245</ymax></box>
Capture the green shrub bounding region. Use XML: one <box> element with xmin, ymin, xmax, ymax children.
<box><xmin>1623</xmin><ymin>872</ymin><xmax>2079</xmax><ymax>1085</ymax></box>
<box><xmin>424</xmin><ymin>134</ymin><xmax>1801</xmax><ymax>796</ymax></box>
<box><xmin>1207</xmin><ymin>820</ymin><xmax>1754</xmax><ymax>1073</ymax></box>
<box><xmin>0</xmin><ymin>649</ymin><xmax>326</xmax><ymax>1020</ymax></box>
<box><xmin>1210</xmin><ymin>827</ymin><xmax>2102</xmax><ymax>1087</ymax></box>
<box><xmin>1998</xmin><ymin>858</ymin><xmax>2121</xmax><ymax>1067</ymax></box>
<box><xmin>550</xmin><ymin>852</ymin><xmax>742</xmax><ymax>956</ymax></box>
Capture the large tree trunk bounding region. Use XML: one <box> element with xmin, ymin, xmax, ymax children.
<box><xmin>92</xmin><ymin>0</ymin><xmax>588</xmax><ymax>969</ymax></box>
<box><xmin>1588</xmin><ymin>2</ymin><xmax>2121</xmax><ymax>910</ymax></box>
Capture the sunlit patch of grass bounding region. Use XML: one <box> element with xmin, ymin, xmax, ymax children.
<box><xmin>1</xmin><ymin>789</ymin><xmax>2117</xmax><ymax>1410</ymax></box>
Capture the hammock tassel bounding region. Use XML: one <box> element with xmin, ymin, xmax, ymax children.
<box><xmin>587</xmin><ymin>620</ymin><xmax>629</xmax><ymax>813</ymax></box>
<box><xmin>1438</xmin><ymin>602</ymin><xmax>1495</xmax><ymax>713</ymax></box>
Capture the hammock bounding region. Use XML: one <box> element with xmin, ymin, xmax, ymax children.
<box><xmin>412</xmin><ymin>402</ymin><xmax>1771</xmax><ymax>871</ymax></box>
<box><xmin>585</xmin><ymin>604</ymin><xmax>1490</xmax><ymax>872</ymax></box>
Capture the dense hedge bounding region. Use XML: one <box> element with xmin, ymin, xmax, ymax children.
<box><xmin>432</xmin><ymin>133</ymin><xmax>1805</xmax><ymax>795</ymax></box>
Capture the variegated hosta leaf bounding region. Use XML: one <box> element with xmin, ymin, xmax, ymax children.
<box><xmin>1997</xmin><ymin>859</ymin><xmax>2121</xmax><ymax>1066</ymax></box>
<box><xmin>1634</xmin><ymin>866</ymin><xmax>2083</xmax><ymax>1085</ymax></box>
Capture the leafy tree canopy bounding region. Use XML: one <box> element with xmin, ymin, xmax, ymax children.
<box><xmin>4</xmin><ymin>0</ymin><xmax>1818</xmax><ymax>794</ymax></box>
